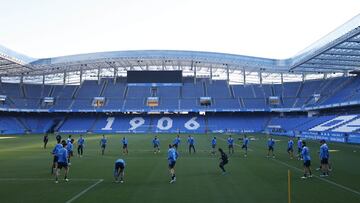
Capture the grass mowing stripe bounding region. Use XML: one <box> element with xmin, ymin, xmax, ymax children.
<box><xmin>96</xmin><ymin>155</ymin><xmax>225</xmax><ymax>160</ymax></box>
<box><xmin>0</xmin><ymin>178</ymin><xmax>103</xmax><ymax>182</ymax></box>
<box><xmin>221</xmin><ymin>134</ymin><xmax>360</xmax><ymax>197</ymax></box>
<box><xmin>65</xmin><ymin>179</ymin><xmax>104</xmax><ymax>203</ymax></box>
<box><xmin>271</xmin><ymin>158</ymin><xmax>360</xmax><ymax>196</ymax></box>
<box><xmin>1</xmin><ymin>133</ymin><xmax>358</xmax><ymax>203</ymax></box>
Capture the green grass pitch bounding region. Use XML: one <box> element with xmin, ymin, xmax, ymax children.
<box><xmin>0</xmin><ymin>133</ymin><xmax>359</xmax><ymax>203</ymax></box>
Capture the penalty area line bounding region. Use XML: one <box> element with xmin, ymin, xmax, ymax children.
<box><xmin>271</xmin><ymin>158</ymin><xmax>360</xmax><ymax>196</ymax></box>
<box><xmin>65</xmin><ymin>179</ymin><xmax>104</xmax><ymax>203</ymax></box>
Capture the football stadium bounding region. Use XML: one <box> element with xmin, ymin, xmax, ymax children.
<box><xmin>1</xmin><ymin>1</ymin><xmax>360</xmax><ymax>203</ymax></box>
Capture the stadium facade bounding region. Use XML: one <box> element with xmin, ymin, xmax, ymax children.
<box><xmin>1</xmin><ymin>14</ymin><xmax>360</xmax><ymax>144</ymax></box>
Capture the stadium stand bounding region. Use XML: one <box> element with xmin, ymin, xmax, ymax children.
<box><xmin>59</xmin><ymin>115</ymin><xmax>97</xmax><ymax>133</ymax></box>
<box><xmin>1</xmin><ymin>77</ymin><xmax>360</xmax><ymax>112</ymax></box>
<box><xmin>126</xmin><ymin>86</ymin><xmax>151</xmax><ymax>98</ymax></box>
<box><xmin>282</xmin><ymin>82</ymin><xmax>300</xmax><ymax>98</ymax></box>
<box><xmin>0</xmin><ymin>116</ymin><xmax>25</xmax><ymax>134</ymax></box>
<box><xmin>1</xmin><ymin>76</ymin><xmax>360</xmax><ymax>144</ymax></box>
<box><xmin>157</xmin><ymin>86</ymin><xmax>181</xmax><ymax>98</ymax></box>
<box><xmin>76</xmin><ymin>80</ymin><xmax>103</xmax><ymax>98</ymax></box>
<box><xmin>1</xmin><ymin>14</ymin><xmax>360</xmax><ymax>147</ymax></box>
<box><xmin>206</xmin><ymin>80</ymin><xmax>231</xmax><ymax>98</ymax></box>
<box><xmin>267</xmin><ymin>115</ymin><xmax>337</xmax><ymax>132</ymax></box>
<box><xmin>102</xmin><ymin>81</ymin><xmax>126</xmax><ymax>99</ymax></box>
<box><xmin>182</xmin><ymin>81</ymin><xmax>204</xmax><ymax>98</ymax></box>
<box><xmin>309</xmin><ymin>115</ymin><xmax>359</xmax><ymax>132</ymax></box>
<box><xmin>332</xmin><ymin>117</ymin><xmax>360</xmax><ymax>132</ymax></box>
<box><xmin>207</xmin><ymin>114</ymin><xmax>269</xmax><ymax>133</ymax></box>
<box><xmin>232</xmin><ymin>85</ymin><xmax>255</xmax><ymax>98</ymax></box>
<box><xmin>3</xmin><ymin>76</ymin><xmax>360</xmax><ymax>112</ymax></box>
<box><xmin>92</xmin><ymin>115</ymin><xmax>151</xmax><ymax>133</ymax></box>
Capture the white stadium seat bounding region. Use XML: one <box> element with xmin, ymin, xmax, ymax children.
<box><xmin>309</xmin><ymin>115</ymin><xmax>358</xmax><ymax>132</ymax></box>
<box><xmin>332</xmin><ymin>118</ymin><xmax>360</xmax><ymax>132</ymax></box>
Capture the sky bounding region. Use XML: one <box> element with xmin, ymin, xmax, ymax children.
<box><xmin>0</xmin><ymin>0</ymin><xmax>360</xmax><ymax>59</ymax></box>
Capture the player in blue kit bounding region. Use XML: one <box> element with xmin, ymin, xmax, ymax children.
<box><xmin>211</xmin><ymin>137</ymin><xmax>217</xmax><ymax>155</ymax></box>
<box><xmin>152</xmin><ymin>136</ymin><xmax>160</xmax><ymax>154</ymax></box>
<box><xmin>227</xmin><ymin>135</ymin><xmax>234</xmax><ymax>154</ymax></box>
<box><xmin>66</xmin><ymin>135</ymin><xmax>72</xmax><ymax>144</ymax></box>
<box><xmin>100</xmin><ymin>135</ymin><xmax>107</xmax><ymax>155</ymax></box>
<box><xmin>122</xmin><ymin>137</ymin><xmax>128</xmax><ymax>155</ymax></box>
<box><xmin>319</xmin><ymin>140</ymin><xmax>330</xmax><ymax>177</ymax></box>
<box><xmin>287</xmin><ymin>138</ymin><xmax>294</xmax><ymax>159</ymax></box>
<box><xmin>173</xmin><ymin>135</ymin><xmax>181</xmax><ymax>150</ymax></box>
<box><xmin>168</xmin><ymin>144</ymin><xmax>178</xmax><ymax>184</ymax></box>
<box><xmin>55</xmin><ymin>140</ymin><xmax>69</xmax><ymax>183</ymax></box>
<box><xmin>297</xmin><ymin>137</ymin><xmax>303</xmax><ymax>160</ymax></box>
<box><xmin>51</xmin><ymin>139</ymin><xmax>63</xmax><ymax>174</ymax></box>
<box><xmin>77</xmin><ymin>135</ymin><xmax>85</xmax><ymax>157</ymax></box>
<box><xmin>114</xmin><ymin>158</ymin><xmax>126</xmax><ymax>183</ymax></box>
<box><xmin>67</xmin><ymin>139</ymin><xmax>74</xmax><ymax>165</ymax></box>
<box><xmin>241</xmin><ymin>135</ymin><xmax>249</xmax><ymax>157</ymax></box>
<box><xmin>187</xmin><ymin>135</ymin><xmax>196</xmax><ymax>154</ymax></box>
<box><xmin>267</xmin><ymin>137</ymin><xmax>275</xmax><ymax>158</ymax></box>
<box><xmin>301</xmin><ymin>141</ymin><xmax>312</xmax><ymax>179</ymax></box>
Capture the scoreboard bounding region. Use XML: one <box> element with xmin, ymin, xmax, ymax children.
<box><xmin>127</xmin><ymin>71</ymin><xmax>182</xmax><ymax>83</ymax></box>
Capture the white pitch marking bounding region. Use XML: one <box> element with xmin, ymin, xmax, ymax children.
<box><xmin>0</xmin><ymin>178</ymin><xmax>102</xmax><ymax>182</ymax></box>
<box><xmin>0</xmin><ymin>137</ymin><xmax>16</xmax><ymax>140</ymax></box>
<box><xmin>271</xmin><ymin>158</ymin><xmax>360</xmax><ymax>196</ymax></box>
<box><xmin>65</xmin><ymin>179</ymin><xmax>104</xmax><ymax>203</ymax></box>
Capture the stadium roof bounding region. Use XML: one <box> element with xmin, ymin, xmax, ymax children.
<box><xmin>1</xmin><ymin>14</ymin><xmax>360</xmax><ymax>77</ymax></box>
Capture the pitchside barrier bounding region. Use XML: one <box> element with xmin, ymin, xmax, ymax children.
<box><xmin>269</xmin><ymin>130</ymin><xmax>360</xmax><ymax>144</ymax></box>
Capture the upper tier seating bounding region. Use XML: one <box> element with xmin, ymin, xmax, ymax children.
<box><xmin>126</xmin><ymin>86</ymin><xmax>151</xmax><ymax>98</ymax></box>
<box><xmin>182</xmin><ymin>82</ymin><xmax>204</xmax><ymax>98</ymax></box>
<box><xmin>102</xmin><ymin>82</ymin><xmax>126</xmax><ymax>98</ymax></box>
<box><xmin>0</xmin><ymin>76</ymin><xmax>360</xmax><ymax>111</ymax></box>
<box><xmin>76</xmin><ymin>80</ymin><xmax>103</xmax><ymax>98</ymax></box>
<box><xmin>206</xmin><ymin>80</ymin><xmax>231</xmax><ymax>98</ymax></box>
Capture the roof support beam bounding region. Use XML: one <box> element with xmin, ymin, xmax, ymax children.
<box><xmin>259</xmin><ymin>71</ymin><xmax>262</xmax><ymax>85</ymax></box>
<box><xmin>325</xmin><ymin>50</ymin><xmax>360</xmax><ymax>57</ymax></box>
<box><xmin>0</xmin><ymin>62</ymin><xmax>15</xmax><ymax>66</ymax></box>
<box><xmin>114</xmin><ymin>67</ymin><xmax>118</xmax><ymax>84</ymax></box>
<box><xmin>80</xmin><ymin>68</ymin><xmax>83</xmax><ymax>84</ymax></box>
<box><xmin>63</xmin><ymin>71</ymin><xmax>67</xmax><ymax>85</ymax></box>
<box><xmin>243</xmin><ymin>68</ymin><xmax>246</xmax><ymax>85</ymax></box>
<box><xmin>226</xmin><ymin>64</ymin><xmax>230</xmax><ymax>84</ymax></box>
<box><xmin>333</xmin><ymin>46</ymin><xmax>360</xmax><ymax>51</ymax></box>
<box><xmin>308</xmin><ymin>60</ymin><xmax>360</xmax><ymax>67</ymax></box>
<box><xmin>315</xmin><ymin>56</ymin><xmax>360</xmax><ymax>62</ymax></box>
<box><xmin>0</xmin><ymin>64</ymin><xmax>24</xmax><ymax>70</ymax></box>
<box><xmin>307</xmin><ymin>62</ymin><xmax>360</xmax><ymax>67</ymax></box>
<box><xmin>210</xmin><ymin>65</ymin><xmax>213</xmax><ymax>84</ymax></box>
<box><xmin>20</xmin><ymin>74</ymin><xmax>23</xmax><ymax>85</ymax></box>
<box><xmin>193</xmin><ymin>61</ymin><xmax>196</xmax><ymax>84</ymax></box>
<box><xmin>298</xmin><ymin>64</ymin><xmax>356</xmax><ymax>70</ymax></box>
<box><xmin>97</xmin><ymin>67</ymin><xmax>101</xmax><ymax>85</ymax></box>
<box><xmin>290</xmin><ymin>28</ymin><xmax>360</xmax><ymax>71</ymax></box>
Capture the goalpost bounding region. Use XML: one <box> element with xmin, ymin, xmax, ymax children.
<box><xmin>288</xmin><ymin>169</ymin><xmax>292</xmax><ymax>203</ymax></box>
